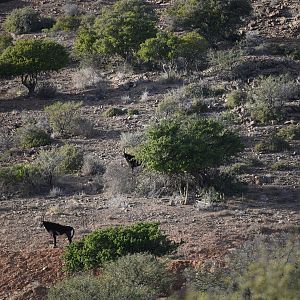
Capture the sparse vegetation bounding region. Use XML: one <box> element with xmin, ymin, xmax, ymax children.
<box><xmin>63</xmin><ymin>222</ymin><xmax>179</xmax><ymax>272</ymax></box>
<box><xmin>226</xmin><ymin>90</ymin><xmax>246</xmax><ymax>108</ymax></box>
<box><xmin>255</xmin><ymin>134</ymin><xmax>291</xmax><ymax>153</ymax></box>
<box><xmin>277</xmin><ymin>124</ymin><xmax>300</xmax><ymax>141</ymax></box>
<box><xmin>103</xmin><ymin>107</ymin><xmax>126</xmax><ymax>117</ymax></box>
<box><xmin>35</xmin><ymin>82</ymin><xmax>57</xmax><ymax>99</ymax></box>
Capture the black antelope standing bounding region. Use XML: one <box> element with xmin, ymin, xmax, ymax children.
<box><xmin>41</xmin><ymin>214</ymin><xmax>75</xmax><ymax>248</ymax></box>
<box><xmin>123</xmin><ymin>147</ymin><xmax>141</xmax><ymax>171</ymax></box>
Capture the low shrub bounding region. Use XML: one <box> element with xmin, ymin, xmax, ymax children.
<box><xmin>255</xmin><ymin>134</ymin><xmax>291</xmax><ymax>153</ymax></box>
<box><xmin>226</xmin><ymin>90</ymin><xmax>246</xmax><ymax>108</ymax></box>
<box><xmin>72</xmin><ymin>67</ymin><xmax>104</xmax><ymax>90</ymax></box>
<box><xmin>15</xmin><ymin>125</ymin><xmax>51</xmax><ymax>148</ymax></box>
<box><xmin>71</xmin><ymin>117</ymin><xmax>95</xmax><ymax>138</ymax></box>
<box><xmin>3</xmin><ymin>7</ymin><xmax>42</xmax><ymax>34</ymax></box>
<box><xmin>277</xmin><ymin>124</ymin><xmax>300</xmax><ymax>141</ymax></box>
<box><xmin>120</xmin><ymin>131</ymin><xmax>145</xmax><ymax>149</ymax></box>
<box><xmin>0</xmin><ymin>33</ymin><xmax>13</xmax><ymax>54</ymax></box>
<box><xmin>0</xmin><ymin>163</ymin><xmax>43</xmax><ymax>195</ymax></box>
<box><xmin>63</xmin><ymin>222</ymin><xmax>179</xmax><ymax>272</ymax></box>
<box><xmin>246</xmin><ymin>75</ymin><xmax>300</xmax><ymax>123</ymax></box>
<box><xmin>127</xmin><ymin>108</ymin><xmax>139</xmax><ymax>116</ymax></box>
<box><xmin>51</xmin><ymin>16</ymin><xmax>82</xmax><ymax>32</ymax></box>
<box><xmin>48</xmin><ymin>275</ymin><xmax>102</xmax><ymax>300</ymax></box>
<box><xmin>57</xmin><ymin>144</ymin><xmax>83</xmax><ymax>173</ymax></box>
<box><xmin>63</xmin><ymin>3</ymin><xmax>80</xmax><ymax>17</ymax></box>
<box><xmin>271</xmin><ymin>161</ymin><xmax>291</xmax><ymax>171</ymax></box>
<box><xmin>49</xmin><ymin>253</ymin><xmax>173</xmax><ymax>300</ymax></box>
<box><xmin>81</xmin><ymin>155</ymin><xmax>105</xmax><ymax>176</ymax></box>
<box><xmin>35</xmin><ymin>82</ymin><xmax>57</xmax><ymax>99</ymax></box>
<box><xmin>103</xmin><ymin>107</ymin><xmax>126</xmax><ymax>117</ymax></box>
<box><xmin>44</xmin><ymin>101</ymin><xmax>82</xmax><ymax>137</ymax></box>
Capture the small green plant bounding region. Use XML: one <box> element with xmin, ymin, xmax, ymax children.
<box><xmin>2</xmin><ymin>7</ymin><xmax>42</xmax><ymax>34</ymax></box>
<box><xmin>226</xmin><ymin>90</ymin><xmax>246</xmax><ymax>108</ymax></box>
<box><xmin>255</xmin><ymin>134</ymin><xmax>291</xmax><ymax>153</ymax></box>
<box><xmin>57</xmin><ymin>144</ymin><xmax>84</xmax><ymax>173</ymax></box>
<box><xmin>44</xmin><ymin>101</ymin><xmax>82</xmax><ymax>137</ymax></box>
<box><xmin>277</xmin><ymin>124</ymin><xmax>300</xmax><ymax>141</ymax></box>
<box><xmin>0</xmin><ymin>33</ymin><xmax>13</xmax><ymax>54</ymax></box>
<box><xmin>271</xmin><ymin>161</ymin><xmax>291</xmax><ymax>171</ymax></box>
<box><xmin>63</xmin><ymin>222</ymin><xmax>179</xmax><ymax>272</ymax></box>
<box><xmin>51</xmin><ymin>16</ymin><xmax>82</xmax><ymax>32</ymax></box>
<box><xmin>0</xmin><ymin>39</ymin><xmax>68</xmax><ymax>95</ymax></box>
<box><xmin>103</xmin><ymin>107</ymin><xmax>126</xmax><ymax>117</ymax></box>
<box><xmin>223</xmin><ymin>162</ymin><xmax>251</xmax><ymax>175</ymax></box>
<box><xmin>127</xmin><ymin>108</ymin><xmax>139</xmax><ymax>116</ymax></box>
<box><xmin>15</xmin><ymin>125</ymin><xmax>51</xmax><ymax>148</ymax></box>
<box><xmin>246</xmin><ymin>75</ymin><xmax>300</xmax><ymax>123</ymax></box>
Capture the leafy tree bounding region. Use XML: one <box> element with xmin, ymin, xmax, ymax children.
<box><xmin>74</xmin><ymin>0</ymin><xmax>157</xmax><ymax>61</ymax></box>
<box><xmin>0</xmin><ymin>39</ymin><xmax>68</xmax><ymax>95</ymax></box>
<box><xmin>136</xmin><ymin>117</ymin><xmax>244</xmax><ymax>202</ymax></box>
<box><xmin>167</xmin><ymin>0</ymin><xmax>252</xmax><ymax>42</ymax></box>
<box><xmin>138</xmin><ymin>31</ymin><xmax>208</xmax><ymax>72</ymax></box>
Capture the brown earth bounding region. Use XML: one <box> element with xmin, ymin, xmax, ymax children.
<box><xmin>0</xmin><ymin>0</ymin><xmax>299</xmax><ymax>299</ymax></box>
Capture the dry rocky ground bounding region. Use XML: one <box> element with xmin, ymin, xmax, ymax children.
<box><xmin>0</xmin><ymin>0</ymin><xmax>299</xmax><ymax>299</ymax></box>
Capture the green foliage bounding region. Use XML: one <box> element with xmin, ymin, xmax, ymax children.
<box><xmin>74</xmin><ymin>0</ymin><xmax>157</xmax><ymax>61</ymax></box>
<box><xmin>57</xmin><ymin>144</ymin><xmax>84</xmax><ymax>173</ymax></box>
<box><xmin>271</xmin><ymin>161</ymin><xmax>291</xmax><ymax>171</ymax></box>
<box><xmin>226</xmin><ymin>90</ymin><xmax>246</xmax><ymax>108</ymax></box>
<box><xmin>0</xmin><ymin>39</ymin><xmax>68</xmax><ymax>95</ymax></box>
<box><xmin>63</xmin><ymin>222</ymin><xmax>179</xmax><ymax>272</ymax></box>
<box><xmin>51</xmin><ymin>16</ymin><xmax>82</xmax><ymax>32</ymax></box>
<box><xmin>277</xmin><ymin>124</ymin><xmax>300</xmax><ymax>141</ymax></box>
<box><xmin>0</xmin><ymin>163</ymin><xmax>42</xmax><ymax>195</ymax></box>
<box><xmin>103</xmin><ymin>107</ymin><xmax>127</xmax><ymax>117</ymax></box>
<box><xmin>49</xmin><ymin>253</ymin><xmax>173</xmax><ymax>300</ymax></box>
<box><xmin>44</xmin><ymin>101</ymin><xmax>82</xmax><ymax>137</ymax></box>
<box><xmin>255</xmin><ymin>134</ymin><xmax>291</xmax><ymax>153</ymax></box>
<box><xmin>246</xmin><ymin>75</ymin><xmax>300</xmax><ymax>123</ymax></box>
<box><xmin>15</xmin><ymin>125</ymin><xmax>51</xmax><ymax>148</ymax></box>
<box><xmin>48</xmin><ymin>275</ymin><xmax>102</xmax><ymax>300</ymax></box>
<box><xmin>2</xmin><ymin>7</ymin><xmax>42</xmax><ymax>34</ymax></box>
<box><xmin>0</xmin><ymin>33</ymin><xmax>13</xmax><ymax>54</ymax></box>
<box><xmin>138</xmin><ymin>31</ymin><xmax>208</xmax><ymax>71</ymax></box>
<box><xmin>167</xmin><ymin>0</ymin><xmax>252</xmax><ymax>42</ymax></box>
<box><xmin>136</xmin><ymin>117</ymin><xmax>244</xmax><ymax>177</ymax></box>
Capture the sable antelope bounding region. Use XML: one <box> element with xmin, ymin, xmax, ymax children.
<box><xmin>123</xmin><ymin>148</ymin><xmax>141</xmax><ymax>171</ymax></box>
<box><xmin>41</xmin><ymin>214</ymin><xmax>75</xmax><ymax>248</ymax></box>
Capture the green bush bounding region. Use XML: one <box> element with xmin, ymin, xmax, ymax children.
<box><xmin>138</xmin><ymin>31</ymin><xmax>208</xmax><ymax>71</ymax></box>
<box><xmin>255</xmin><ymin>134</ymin><xmax>291</xmax><ymax>153</ymax></box>
<box><xmin>49</xmin><ymin>253</ymin><xmax>173</xmax><ymax>300</ymax></box>
<box><xmin>57</xmin><ymin>144</ymin><xmax>84</xmax><ymax>173</ymax></box>
<box><xmin>51</xmin><ymin>16</ymin><xmax>82</xmax><ymax>32</ymax></box>
<box><xmin>103</xmin><ymin>107</ymin><xmax>126</xmax><ymax>117</ymax></box>
<box><xmin>136</xmin><ymin>117</ymin><xmax>244</xmax><ymax>178</ymax></box>
<box><xmin>48</xmin><ymin>275</ymin><xmax>102</xmax><ymax>300</ymax></box>
<box><xmin>167</xmin><ymin>0</ymin><xmax>252</xmax><ymax>42</ymax></box>
<box><xmin>2</xmin><ymin>7</ymin><xmax>42</xmax><ymax>34</ymax></box>
<box><xmin>74</xmin><ymin>0</ymin><xmax>157</xmax><ymax>61</ymax></box>
<box><xmin>0</xmin><ymin>33</ymin><xmax>13</xmax><ymax>54</ymax></box>
<box><xmin>0</xmin><ymin>39</ymin><xmax>68</xmax><ymax>95</ymax></box>
<box><xmin>0</xmin><ymin>163</ymin><xmax>43</xmax><ymax>195</ymax></box>
<box><xmin>63</xmin><ymin>222</ymin><xmax>179</xmax><ymax>272</ymax></box>
<box><xmin>271</xmin><ymin>161</ymin><xmax>291</xmax><ymax>171</ymax></box>
<box><xmin>277</xmin><ymin>124</ymin><xmax>300</xmax><ymax>141</ymax></box>
<box><xmin>226</xmin><ymin>90</ymin><xmax>246</xmax><ymax>108</ymax></box>
<box><xmin>15</xmin><ymin>125</ymin><xmax>51</xmax><ymax>148</ymax></box>
<box><xmin>246</xmin><ymin>75</ymin><xmax>300</xmax><ymax>123</ymax></box>
<box><xmin>44</xmin><ymin>101</ymin><xmax>82</xmax><ymax>137</ymax></box>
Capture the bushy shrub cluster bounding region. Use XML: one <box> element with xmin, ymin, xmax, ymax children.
<box><xmin>49</xmin><ymin>253</ymin><xmax>173</xmax><ymax>300</ymax></box>
<box><xmin>166</xmin><ymin>0</ymin><xmax>252</xmax><ymax>42</ymax></box>
<box><xmin>254</xmin><ymin>134</ymin><xmax>291</xmax><ymax>153</ymax></box>
<box><xmin>246</xmin><ymin>75</ymin><xmax>300</xmax><ymax>123</ymax></box>
<box><xmin>51</xmin><ymin>16</ymin><xmax>82</xmax><ymax>32</ymax></box>
<box><xmin>277</xmin><ymin>124</ymin><xmax>300</xmax><ymax>141</ymax></box>
<box><xmin>63</xmin><ymin>222</ymin><xmax>179</xmax><ymax>272</ymax></box>
<box><xmin>2</xmin><ymin>7</ymin><xmax>53</xmax><ymax>34</ymax></box>
<box><xmin>44</xmin><ymin>101</ymin><xmax>94</xmax><ymax>138</ymax></box>
<box><xmin>15</xmin><ymin>124</ymin><xmax>51</xmax><ymax>148</ymax></box>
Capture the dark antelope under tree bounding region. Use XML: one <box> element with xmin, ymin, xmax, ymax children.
<box><xmin>41</xmin><ymin>214</ymin><xmax>75</xmax><ymax>248</ymax></box>
<box><xmin>123</xmin><ymin>147</ymin><xmax>141</xmax><ymax>171</ymax></box>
